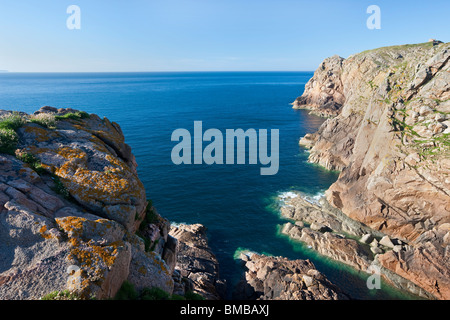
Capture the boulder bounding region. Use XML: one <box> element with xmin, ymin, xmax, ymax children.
<box><xmin>370</xmin><ymin>246</ymin><xmax>383</xmax><ymax>255</ymax></box>
<box><xmin>310</xmin><ymin>222</ymin><xmax>331</xmax><ymax>233</ymax></box>
<box><xmin>302</xmin><ymin>275</ymin><xmax>316</xmax><ymax>287</ymax></box>
<box><xmin>379</xmin><ymin>236</ymin><xmax>395</xmax><ymax>249</ymax></box>
<box><xmin>370</xmin><ymin>238</ymin><xmax>379</xmax><ymax>247</ymax></box>
<box><xmin>360</xmin><ymin>233</ymin><xmax>373</xmax><ymax>244</ymax></box>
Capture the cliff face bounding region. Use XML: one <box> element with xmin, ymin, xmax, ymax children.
<box><xmin>169</xmin><ymin>224</ymin><xmax>226</xmax><ymax>300</ymax></box>
<box><xmin>0</xmin><ymin>107</ymin><xmax>222</xmax><ymax>300</ymax></box>
<box><xmin>296</xmin><ymin>42</ymin><xmax>450</xmax><ymax>299</ymax></box>
<box><xmin>293</xmin><ymin>55</ymin><xmax>346</xmax><ymax>117</ymax></box>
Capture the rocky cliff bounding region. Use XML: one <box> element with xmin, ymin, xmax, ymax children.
<box><xmin>170</xmin><ymin>224</ymin><xmax>226</xmax><ymax>300</ymax></box>
<box><xmin>294</xmin><ymin>41</ymin><xmax>450</xmax><ymax>299</ymax></box>
<box><xmin>0</xmin><ymin>107</ymin><xmax>223</xmax><ymax>300</ymax></box>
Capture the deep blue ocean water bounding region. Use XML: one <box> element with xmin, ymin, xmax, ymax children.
<box><xmin>0</xmin><ymin>72</ymin><xmax>417</xmax><ymax>300</ymax></box>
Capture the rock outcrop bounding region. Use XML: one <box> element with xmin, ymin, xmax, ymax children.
<box><xmin>234</xmin><ymin>252</ymin><xmax>349</xmax><ymax>300</ymax></box>
<box><xmin>293</xmin><ymin>55</ymin><xmax>346</xmax><ymax>117</ymax></box>
<box><xmin>281</xmin><ymin>222</ymin><xmax>372</xmax><ymax>271</ymax></box>
<box><xmin>295</xmin><ymin>42</ymin><xmax>450</xmax><ymax>300</ymax></box>
<box><xmin>169</xmin><ymin>223</ymin><xmax>226</xmax><ymax>300</ymax></box>
<box><xmin>0</xmin><ymin>108</ymin><xmax>221</xmax><ymax>300</ymax></box>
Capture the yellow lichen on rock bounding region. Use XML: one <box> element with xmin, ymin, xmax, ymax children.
<box><xmin>56</xmin><ymin>146</ymin><xmax>88</xmax><ymax>161</ymax></box>
<box><xmin>55</xmin><ymin>216</ymin><xmax>86</xmax><ymax>239</ymax></box>
<box><xmin>23</xmin><ymin>124</ymin><xmax>59</xmax><ymax>142</ymax></box>
<box><xmin>55</xmin><ymin>215</ymin><xmax>131</xmax><ymax>298</ymax></box>
<box><xmin>38</xmin><ymin>225</ymin><xmax>53</xmax><ymax>240</ymax></box>
<box><xmin>0</xmin><ymin>109</ymin><xmax>166</xmax><ymax>300</ymax></box>
<box><xmin>55</xmin><ymin>164</ymin><xmax>136</xmax><ymax>203</ymax></box>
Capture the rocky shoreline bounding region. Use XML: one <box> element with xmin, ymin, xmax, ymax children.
<box><xmin>0</xmin><ymin>107</ymin><xmax>224</xmax><ymax>300</ymax></box>
<box><xmin>1</xmin><ymin>41</ymin><xmax>449</xmax><ymax>301</ymax></box>
<box><xmin>290</xmin><ymin>41</ymin><xmax>450</xmax><ymax>300</ymax></box>
<box><xmin>234</xmin><ymin>252</ymin><xmax>349</xmax><ymax>300</ymax></box>
<box><xmin>277</xmin><ymin>192</ymin><xmax>435</xmax><ymax>299</ymax></box>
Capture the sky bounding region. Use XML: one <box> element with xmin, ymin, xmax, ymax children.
<box><xmin>0</xmin><ymin>0</ymin><xmax>449</xmax><ymax>72</ymax></box>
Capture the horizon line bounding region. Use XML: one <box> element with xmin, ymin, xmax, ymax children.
<box><xmin>0</xmin><ymin>70</ymin><xmax>315</xmax><ymax>74</ymax></box>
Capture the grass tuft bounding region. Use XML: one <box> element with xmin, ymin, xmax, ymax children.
<box><xmin>41</xmin><ymin>290</ymin><xmax>81</xmax><ymax>300</ymax></box>
<box><xmin>0</xmin><ymin>112</ymin><xmax>26</xmax><ymax>131</ymax></box>
<box><xmin>30</xmin><ymin>113</ymin><xmax>57</xmax><ymax>129</ymax></box>
<box><xmin>0</xmin><ymin>128</ymin><xmax>19</xmax><ymax>155</ymax></box>
<box><xmin>55</xmin><ymin>111</ymin><xmax>90</xmax><ymax>121</ymax></box>
<box><xmin>15</xmin><ymin>150</ymin><xmax>45</xmax><ymax>174</ymax></box>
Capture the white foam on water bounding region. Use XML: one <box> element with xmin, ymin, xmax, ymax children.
<box><xmin>170</xmin><ymin>221</ymin><xmax>188</xmax><ymax>228</ymax></box>
<box><xmin>233</xmin><ymin>248</ymin><xmax>259</xmax><ymax>260</ymax></box>
<box><xmin>303</xmin><ymin>191</ymin><xmax>326</xmax><ymax>206</ymax></box>
<box><xmin>278</xmin><ymin>191</ymin><xmax>299</xmax><ymax>200</ymax></box>
<box><xmin>277</xmin><ymin>191</ymin><xmax>299</xmax><ymax>206</ymax></box>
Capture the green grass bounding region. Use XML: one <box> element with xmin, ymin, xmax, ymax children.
<box><xmin>140</xmin><ymin>287</ymin><xmax>171</xmax><ymax>300</ymax></box>
<box><xmin>434</xmin><ymin>133</ymin><xmax>450</xmax><ymax>147</ymax></box>
<box><xmin>0</xmin><ymin>113</ymin><xmax>26</xmax><ymax>154</ymax></box>
<box><xmin>367</xmin><ymin>80</ymin><xmax>377</xmax><ymax>90</ymax></box>
<box><xmin>0</xmin><ymin>112</ymin><xmax>26</xmax><ymax>131</ymax></box>
<box><xmin>54</xmin><ymin>111</ymin><xmax>90</xmax><ymax>121</ymax></box>
<box><xmin>41</xmin><ymin>290</ymin><xmax>81</xmax><ymax>300</ymax></box>
<box><xmin>378</xmin><ymin>98</ymin><xmax>392</xmax><ymax>105</ymax></box>
<box><xmin>136</xmin><ymin>200</ymin><xmax>159</xmax><ymax>252</ymax></box>
<box><xmin>14</xmin><ymin>150</ymin><xmax>75</xmax><ymax>199</ymax></box>
<box><xmin>51</xmin><ymin>175</ymin><xmax>70</xmax><ymax>199</ymax></box>
<box><xmin>113</xmin><ymin>281</ymin><xmax>139</xmax><ymax>300</ymax></box>
<box><xmin>184</xmin><ymin>291</ymin><xmax>205</xmax><ymax>300</ymax></box>
<box><xmin>0</xmin><ymin>128</ymin><xmax>19</xmax><ymax>155</ymax></box>
<box><xmin>30</xmin><ymin>113</ymin><xmax>57</xmax><ymax>129</ymax></box>
<box><xmin>360</xmin><ymin>42</ymin><xmax>436</xmax><ymax>55</ymax></box>
<box><xmin>410</xmin><ymin>133</ymin><xmax>449</xmax><ymax>161</ymax></box>
<box><xmin>139</xmin><ymin>235</ymin><xmax>152</xmax><ymax>252</ymax></box>
<box><xmin>15</xmin><ymin>151</ymin><xmax>45</xmax><ymax>174</ymax></box>
<box><xmin>390</xmin><ymin>113</ymin><xmax>420</xmax><ymax>138</ymax></box>
<box><xmin>141</xmin><ymin>201</ymin><xmax>157</xmax><ymax>226</ymax></box>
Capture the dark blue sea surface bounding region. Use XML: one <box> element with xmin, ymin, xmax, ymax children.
<box><xmin>0</xmin><ymin>72</ymin><xmax>417</xmax><ymax>299</ymax></box>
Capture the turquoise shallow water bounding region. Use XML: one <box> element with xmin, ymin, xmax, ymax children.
<box><xmin>0</xmin><ymin>72</ymin><xmax>418</xmax><ymax>299</ymax></box>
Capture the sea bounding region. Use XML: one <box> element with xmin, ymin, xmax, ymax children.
<box><xmin>0</xmin><ymin>71</ymin><xmax>418</xmax><ymax>300</ymax></box>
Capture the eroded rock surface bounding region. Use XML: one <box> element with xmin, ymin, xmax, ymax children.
<box><xmin>234</xmin><ymin>253</ymin><xmax>349</xmax><ymax>300</ymax></box>
<box><xmin>0</xmin><ymin>108</ymin><xmax>219</xmax><ymax>300</ymax></box>
<box><xmin>295</xmin><ymin>41</ymin><xmax>450</xmax><ymax>299</ymax></box>
<box><xmin>169</xmin><ymin>223</ymin><xmax>226</xmax><ymax>300</ymax></box>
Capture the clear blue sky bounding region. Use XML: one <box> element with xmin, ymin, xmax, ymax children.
<box><xmin>0</xmin><ymin>0</ymin><xmax>448</xmax><ymax>72</ymax></box>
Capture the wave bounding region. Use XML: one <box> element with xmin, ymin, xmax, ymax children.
<box><xmin>170</xmin><ymin>221</ymin><xmax>189</xmax><ymax>228</ymax></box>
<box><xmin>233</xmin><ymin>247</ymin><xmax>274</xmax><ymax>260</ymax></box>
<box><xmin>276</xmin><ymin>190</ymin><xmax>326</xmax><ymax>208</ymax></box>
<box><xmin>303</xmin><ymin>191</ymin><xmax>326</xmax><ymax>206</ymax></box>
<box><xmin>233</xmin><ymin>247</ymin><xmax>258</xmax><ymax>260</ymax></box>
